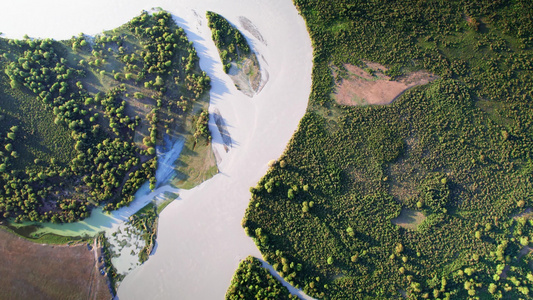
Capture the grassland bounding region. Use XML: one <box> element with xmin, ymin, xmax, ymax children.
<box><xmin>171</xmin><ymin>125</ymin><xmax>217</xmax><ymax>190</ymax></box>
<box><xmin>0</xmin><ymin>49</ymin><xmax>75</xmax><ymax>169</ymax></box>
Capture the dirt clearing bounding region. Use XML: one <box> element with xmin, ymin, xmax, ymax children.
<box><xmin>391</xmin><ymin>208</ymin><xmax>426</xmax><ymax>231</ymax></box>
<box><xmin>333</xmin><ymin>62</ymin><xmax>437</xmax><ymax>106</ymax></box>
<box><xmin>0</xmin><ymin>229</ymin><xmax>111</xmax><ymax>300</ymax></box>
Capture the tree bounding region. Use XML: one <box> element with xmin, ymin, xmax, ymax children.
<box><xmin>346</xmin><ymin>227</ymin><xmax>354</xmax><ymax>237</ymax></box>
<box><xmin>395</xmin><ymin>243</ymin><xmax>404</xmax><ymax>254</ymax></box>
<box><xmin>488</xmin><ymin>283</ymin><xmax>497</xmax><ymax>294</ymax></box>
<box><xmin>154</xmin><ymin>75</ymin><xmax>164</xmax><ymax>86</ymax></box>
<box><xmin>288</xmin><ymin>189</ymin><xmax>294</xmax><ymax>199</ymax></box>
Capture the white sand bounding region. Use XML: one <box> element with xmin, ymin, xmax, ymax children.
<box><xmin>0</xmin><ymin>0</ymin><xmax>313</xmax><ymax>299</ymax></box>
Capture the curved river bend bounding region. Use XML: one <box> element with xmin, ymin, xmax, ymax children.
<box><xmin>0</xmin><ymin>0</ymin><xmax>312</xmax><ymax>298</ymax></box>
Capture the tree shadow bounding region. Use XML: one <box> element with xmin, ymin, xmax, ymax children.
<box><xmin>170</xmin><ymin>13</ymin><xmax>231</xmax><ymax>105</ymax></box>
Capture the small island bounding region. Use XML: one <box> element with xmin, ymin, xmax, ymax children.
<box><xmin>206</xmin><ymin>11</ymin><xmax>262</xmax><ymax>97</ymax></box>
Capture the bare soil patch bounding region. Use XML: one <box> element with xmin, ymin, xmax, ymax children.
<box><xmin>229</xmin><ymin>54</ymin><xmax>263</xmax><ymax>97</ymax></box>
<box><xmin>387</xmin><ymin>135</ymin><xmax>425</xmax><ymax>203</ymax></box>
<box><xmin>391</xmin><ymin>208</ymin><xmax>426</xmax><ymax>231</ymax></box>
<box><xmin>333</xmin><ymin>62</ymin><xmax>437</xmax><ymax>106</ymax></box>
<box><xmin>513</xmin><ymin>208</ymin><xmax>533</xmax><ymax>220</ymax></box>
<box><xmin>0</xmin><ymin>229</ymin><xmax>111</xmax><ymax>300</ymax></box>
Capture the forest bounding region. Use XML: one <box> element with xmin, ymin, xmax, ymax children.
<box><xmin>243</xmin><ymin>0</ymin><xmax>533</xmax><ymax>299</ymax></box>
<box><xmin>226</xmin><ymin>256</ymin><xmax>297</xmax><ymax>300</ymax></box>
<box><xmin>205</xmin><ymin>11</ymin><xmax>262</xmax><ymax>97</ymax></box>
<box><xmin>0</xmin><ymin>10</ymin><xmax>211</xmax><ymax>225</ymax></box>
<box><xmin>206</xmin><ymin>11</ymin><xmax>251</xmax><ymax>73</ymax></box>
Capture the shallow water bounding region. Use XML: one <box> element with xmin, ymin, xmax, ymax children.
<box><xmin>10</xmin><ymin>138</ymin><xmax>184</xmax><ymax>237</ymax></box>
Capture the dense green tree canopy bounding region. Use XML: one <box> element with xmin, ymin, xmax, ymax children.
<box><xmin>244</xmin><ymin>0</ymin><xmax>533</xmax><ymax>298</ymax></box>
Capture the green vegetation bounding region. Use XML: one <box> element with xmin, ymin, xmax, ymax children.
<box><xmin>0</xmin><ymin>69</ymin><xmax>75</xmax><ymax>169</ymax></box>
<box><xmin>156</xmin><ymin>191</ymin><xmax>178</xmax><ymax>214</ymax></box>
<box><xmin>206</xmin><ymin>11</ymin><xmax>261</xmax><ymax>97</ymax></box>
<box><xmin>206</xmin><ymin>11</ymin><xmax>251</xmax><ymax>73</ymax></box>
<box><xmin>99</xmin><ymin>233</ymin><xmax>123</xmax><ymax>295</ymax></box>
<box><xmin>129</xmin><ymin>202</ymin><xmax>157</xmax><ymax>263</ymax></box>
<box><xmin>0</xmin><ymin>223</ymin><xmax>88</xmax><ymax>245</ymax></box>
<box><xmin>244</xmin><ymin>0</ymin><xmax>533</xmax><ymax>298</ymax></box>
<box><xmin>171</xmin><ymin>108</ymin><xmax>217</xmax><ymax>190</ymax></box>
<box><xmin>0</xmin><ymin>10</ymin><xmax>213</xmax><ymax>225</ymax></box>
<box><xmin>194</xmin><ymin>109</ymin><xmax>210</xmax><ymax>141</ymax></box>
<box><xmin>226</xmin><ymin>256</ymin><xmax>297</xmax><ymax>300</ymax></box>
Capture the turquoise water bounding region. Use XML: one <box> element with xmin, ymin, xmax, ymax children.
<box><xmin>9</xmin><ymin>138</ymin><xmax>184</xmax><ymax>237</ymax></box>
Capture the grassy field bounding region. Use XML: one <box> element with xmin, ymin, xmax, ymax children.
<box><xmin>0</xmin><ymin>229</ymin><xmax>110</xmax><ymax>300</ymax></box>
<box><xmin>156</xmin><ymin>191</ymin><xmax>179</xmax><ymax>214</ymax></box>
<box><xmin>171</xmin><ymin>134</ymin><xmax>218</xmax><ymax>190</ymax></box>
<box><xmin>0</xmin><ymin>61</ymin><xmax>75</xmax><ymax>170</ymax></box>
<box><xmin>171</xmin><ymin>102</ymin><xmax>218</xmax><ymax>189</ymax></box>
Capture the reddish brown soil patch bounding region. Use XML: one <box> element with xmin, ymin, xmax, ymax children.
<box><xmin>0</xmin><ymin>229</ymin><xmax>111</xmax><ymax>300</ymax></box>
<box><xmin>333</xmin><ymin>62</ymin><xmax>437</xmax><ymax>106</ymax></box>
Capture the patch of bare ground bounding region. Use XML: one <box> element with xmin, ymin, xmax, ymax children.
<box><xmin>513</xmin><ymin>208</ymin><xmax>533</xmax><ymax>220</ymax></box>
<box><xmin>387</xmin><ymin>136</ymin><xmax>423</xmax><ymax>203</ymax></box>
<box><xmin>391</xmin><ymin>208</ymin><xmax>427</xmax><ymax>231</ymax></box>
<box><xmin>499</xmin><ymin>246</ymin><xmax>533</xmax><ymax>279</ymax></box>
<box><xmin>228</xmin><ymin>53</ymin><xmax>263</xmax><ymax>97</ymax></box>
<box><xmin>332</xmin><ymin>62</ymin><xmax>437</xmax><ymax>106</ymax></box>
<box><xmin>0</xmin><ymin>229</ymin><xmax>111</xmax><ymax>300</ymax></box>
